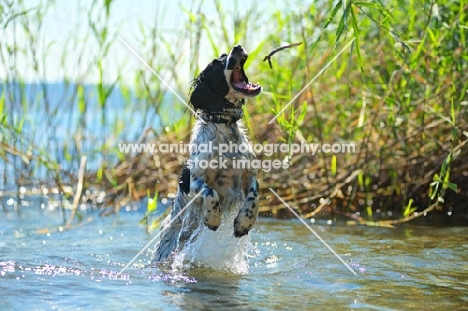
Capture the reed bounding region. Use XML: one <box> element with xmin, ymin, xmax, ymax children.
<box><xmin>0</xmin><ymin>0</ymin><xmax>466</xmax><ymax>226</ymax></box>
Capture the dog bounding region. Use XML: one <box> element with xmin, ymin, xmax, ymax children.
<box><xmin>153</xmin><ymin>45</ymin><xmax>262</xmax><ymax>262</ymax></box>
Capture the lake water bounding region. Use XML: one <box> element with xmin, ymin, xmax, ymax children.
<box><xmin>1</xmin><ymin>200</ymin><xmax>468</xmax><ymax>310</ymax></box>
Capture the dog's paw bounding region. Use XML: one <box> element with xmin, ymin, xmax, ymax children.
<box><xmin>233</xmin><ymin>199</ymin><xmax>258</xmax><ymax>238</ymax></box>
<box><xmin>233</xmin><ymin>216</ymin><xmax>253</xmax><ymax>238</ymax></box>
<box><xmin>203</xmin><ymin>188</ymin><xmax>221</xmax><ymax>230</ymax></box>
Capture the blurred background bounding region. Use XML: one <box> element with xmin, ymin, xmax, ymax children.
<box><xmin>1</xmin><ymin>0</ymin><xmax>467</xmax><ymax>227</ymax></box>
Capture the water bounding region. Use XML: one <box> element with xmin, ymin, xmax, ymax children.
<box><xmin>1</xmin><ymin>204</ymin><xmax>468</xmax><ymax>310</ymax></box>
<box><xmin>170</xmin><ymin>208</ymin><xmax>254</xmax><ymax>274</ymax></box>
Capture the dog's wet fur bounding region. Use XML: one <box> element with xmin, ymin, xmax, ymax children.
<box><xmin>153</xmin><ymin>45</ymin><xmax>262</xmax><ymax>262</ymax></box>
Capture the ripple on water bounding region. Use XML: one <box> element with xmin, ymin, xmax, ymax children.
<box><xmin>2</xmin><ymin>208</ymin><xmax>468</xmax><ymax>310</ymax></box>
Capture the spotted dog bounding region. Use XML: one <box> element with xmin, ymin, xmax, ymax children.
<box><xmin>153</xmin><ymin>45</ymin><xmax>262</xmax><ymax>262</ymax></box>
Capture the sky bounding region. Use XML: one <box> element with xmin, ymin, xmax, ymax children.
<box><xmin>1</xmin><ymin>0</ymin><xmax>308</xmax><ymax>84</ymax></box>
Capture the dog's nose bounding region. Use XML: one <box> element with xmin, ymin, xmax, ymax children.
<box><xmin>232</xmin><ymin>45</ymin><xmax>247</xmax><ymax>58</ymax></box>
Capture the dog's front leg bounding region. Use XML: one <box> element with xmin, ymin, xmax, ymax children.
<box><xmin>234</xmin><ymin>176</ymin><xmax>259</xmax><ymax>237</ymax></box>
<box><xmin>191</xmin><ymin>176</ymin><xmax>221</xmax><ymax>231</ymax></box>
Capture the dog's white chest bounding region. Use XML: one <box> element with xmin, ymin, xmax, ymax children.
<box><xmin>190</xmin><ymin>120</ymin><xmax>256</xmax><ymax>199</ymax></box>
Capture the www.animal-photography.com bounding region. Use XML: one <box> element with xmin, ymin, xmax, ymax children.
<box><xmin>1</xmin><ymin>0</ymin><xmax>467</xmax><ymax>310</ymax></box>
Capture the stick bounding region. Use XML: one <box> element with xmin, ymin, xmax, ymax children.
<box><xmin>263</xmin><ymin>42</ymin><xmax>303</xmax><ymax>69</ymax></box>
<box><xmin>66</xmin><ymin>155</ymin><xmax>87</xmax><ymax>226</ymax></box>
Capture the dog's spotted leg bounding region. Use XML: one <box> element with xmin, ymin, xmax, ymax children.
<box><xmin>234</xmin><ymin>177</ymin><xmax>259</xmax><ymax>237</ymax></box>
<box><xmin>203</xmin><ymin>187</ymin><xmax>221</xmax><ymax>230</ymax></box>
<box><xmin>191</xmin><ymin>176</ymin><xmax>221</xmax><ymax>231</ymax></box>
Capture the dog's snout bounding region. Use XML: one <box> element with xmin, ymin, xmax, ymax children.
<box><xmin>226</xmin><ymin>45</ymin><xmax>248</xmax><ymax>70</ymax></box>
<box><xmin>231</xmin><ymin>45</ymin><xmax>248</xmax><ymax>59</ymax></box>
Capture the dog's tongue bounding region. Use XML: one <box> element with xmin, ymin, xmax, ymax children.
<box><xmin>232</xmin><ymin>69</ymin><xmax>259</xmax><ymax>91</ymax></box>
<box><xmin>233</xmin><ymin>81</ymin><xmax>248</xmax><ymax>88</ymax></box>
<box><xmin>233</xmin><ymin>81</ymin><xmax>260</xmax><ymax>91</ymax></box>
<box><xmin>233</xmin><ymin>70</ymin><xmax>247</xmax><ymax>88</ymax></box>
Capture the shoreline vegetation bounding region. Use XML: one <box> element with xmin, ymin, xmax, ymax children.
<box><xmin>1</xmin><ymin>0</ymin><xmax>467</xmax><ymax>228</ymax></box>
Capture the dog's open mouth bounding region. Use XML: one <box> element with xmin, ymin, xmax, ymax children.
<box><xmin>230</xmin><ymin>64</ymin><xmax>262</xmax><ymax>96</ymax></box>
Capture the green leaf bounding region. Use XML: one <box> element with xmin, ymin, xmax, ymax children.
<box><xmin>104</xmin><ymin>169</ymin><xmax>117</xmax><ymax>187</ymax></box>
<box><xmin>76</xmin><ymin>210</ymin><xmax>83</xmax><ymax>222</ymax></box>
<box><xmin>96</xmin><ymin>167</ymin><xmax>103</xmax><ymax>183</ymax></box>
<box><xmin>331</xmin><ymin>155</ymin><xmax>337</xmax><ymax>176</ymax></box>
<box><xmin>445</xmin><ymin>182</ymin><xmax>458</xmax><ymax>192</ymax></box>
<box><xmin>0</xmin><ymin>88</ymin><xmax>5</xmax><ymax>121</ymax></box>
<box><xmin>451</xmin><ymin>98</ymin><xmax>456</xmax><ymax>126</ymax></box>
<box><xmin>139</xmin><ymin>215</ymin><xmax>148</xmax><ymax>226</ymax></box>
<box><xmin>365</xmin><ymin>176</ymin><xmax>371</xmax><ymax>187</ymax></box>
<box><xmin>310</xmin><ymin>0</ymin><xmax>343</xmax><ymax>53</ymax></box>
<box><xmin>297</xmin><ymin>101</ymin><xmax>307</xmax><ymax>125</ymax></box>
<box><xmin>358</xmin><ymin>172</ymin><xmax>364</xmax><ymax>187</ymax></box>
<box><xmin>324</xmin><ymin>0</ymin><xmax>343</xmax><ymax>29</ymax></box>
<box><xmin>147</xmin><ymin>188</ymin><xmax>158</xmax><ymax>213</ymax></box>
<box><xmin>353</xmin><ymin>1</ymin><xmax>383</xmax><ymax>10</ymax></box>
<box><xmin>77</xmin><ymin>84</ymin><xmax>86</xmax><ymax>113</ymax></box>
<box><xmin>335</xmin><ymin>7</ymin><xmax>348</xmax><ymax>42</ymax></box>
<box><xmin>403</xmin><ymin>199</ymin><xmax>417</xmax><ymax>218</ymax></box>
<box><xmin>350</xmin><ymin>5</ymin><xmax>363</xmax><ymax>72</ymax></box>
<box><xmin>430</xmin><ymin>174</ymin><xmax>440</xmax><ymax>200</ymax></box>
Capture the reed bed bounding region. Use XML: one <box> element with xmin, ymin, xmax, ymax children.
<box><xmin>1</xmin><ymin>0</ymin><xmax>467</xmax><ymax>227</ymax></box>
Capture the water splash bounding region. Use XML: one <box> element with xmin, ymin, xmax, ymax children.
<box><xmin>171</xmin><ymin>209</ymin><xmax>256</xmax><ymax>274</ymax></box>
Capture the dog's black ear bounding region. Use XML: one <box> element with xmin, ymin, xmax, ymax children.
<box><xmin>190</xmin><ymin>79</ymin><xmax>227</xmax><ymax>112</ymax></box>
<box><xmin>198</xmin><ymin>57</ymin><xmax>229</xmax><ymax>97</ymax></box>
<box><xmin>189</xmin><ymin>55</ymin><xmax>230</xmax><ymax>111</ymax></box>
